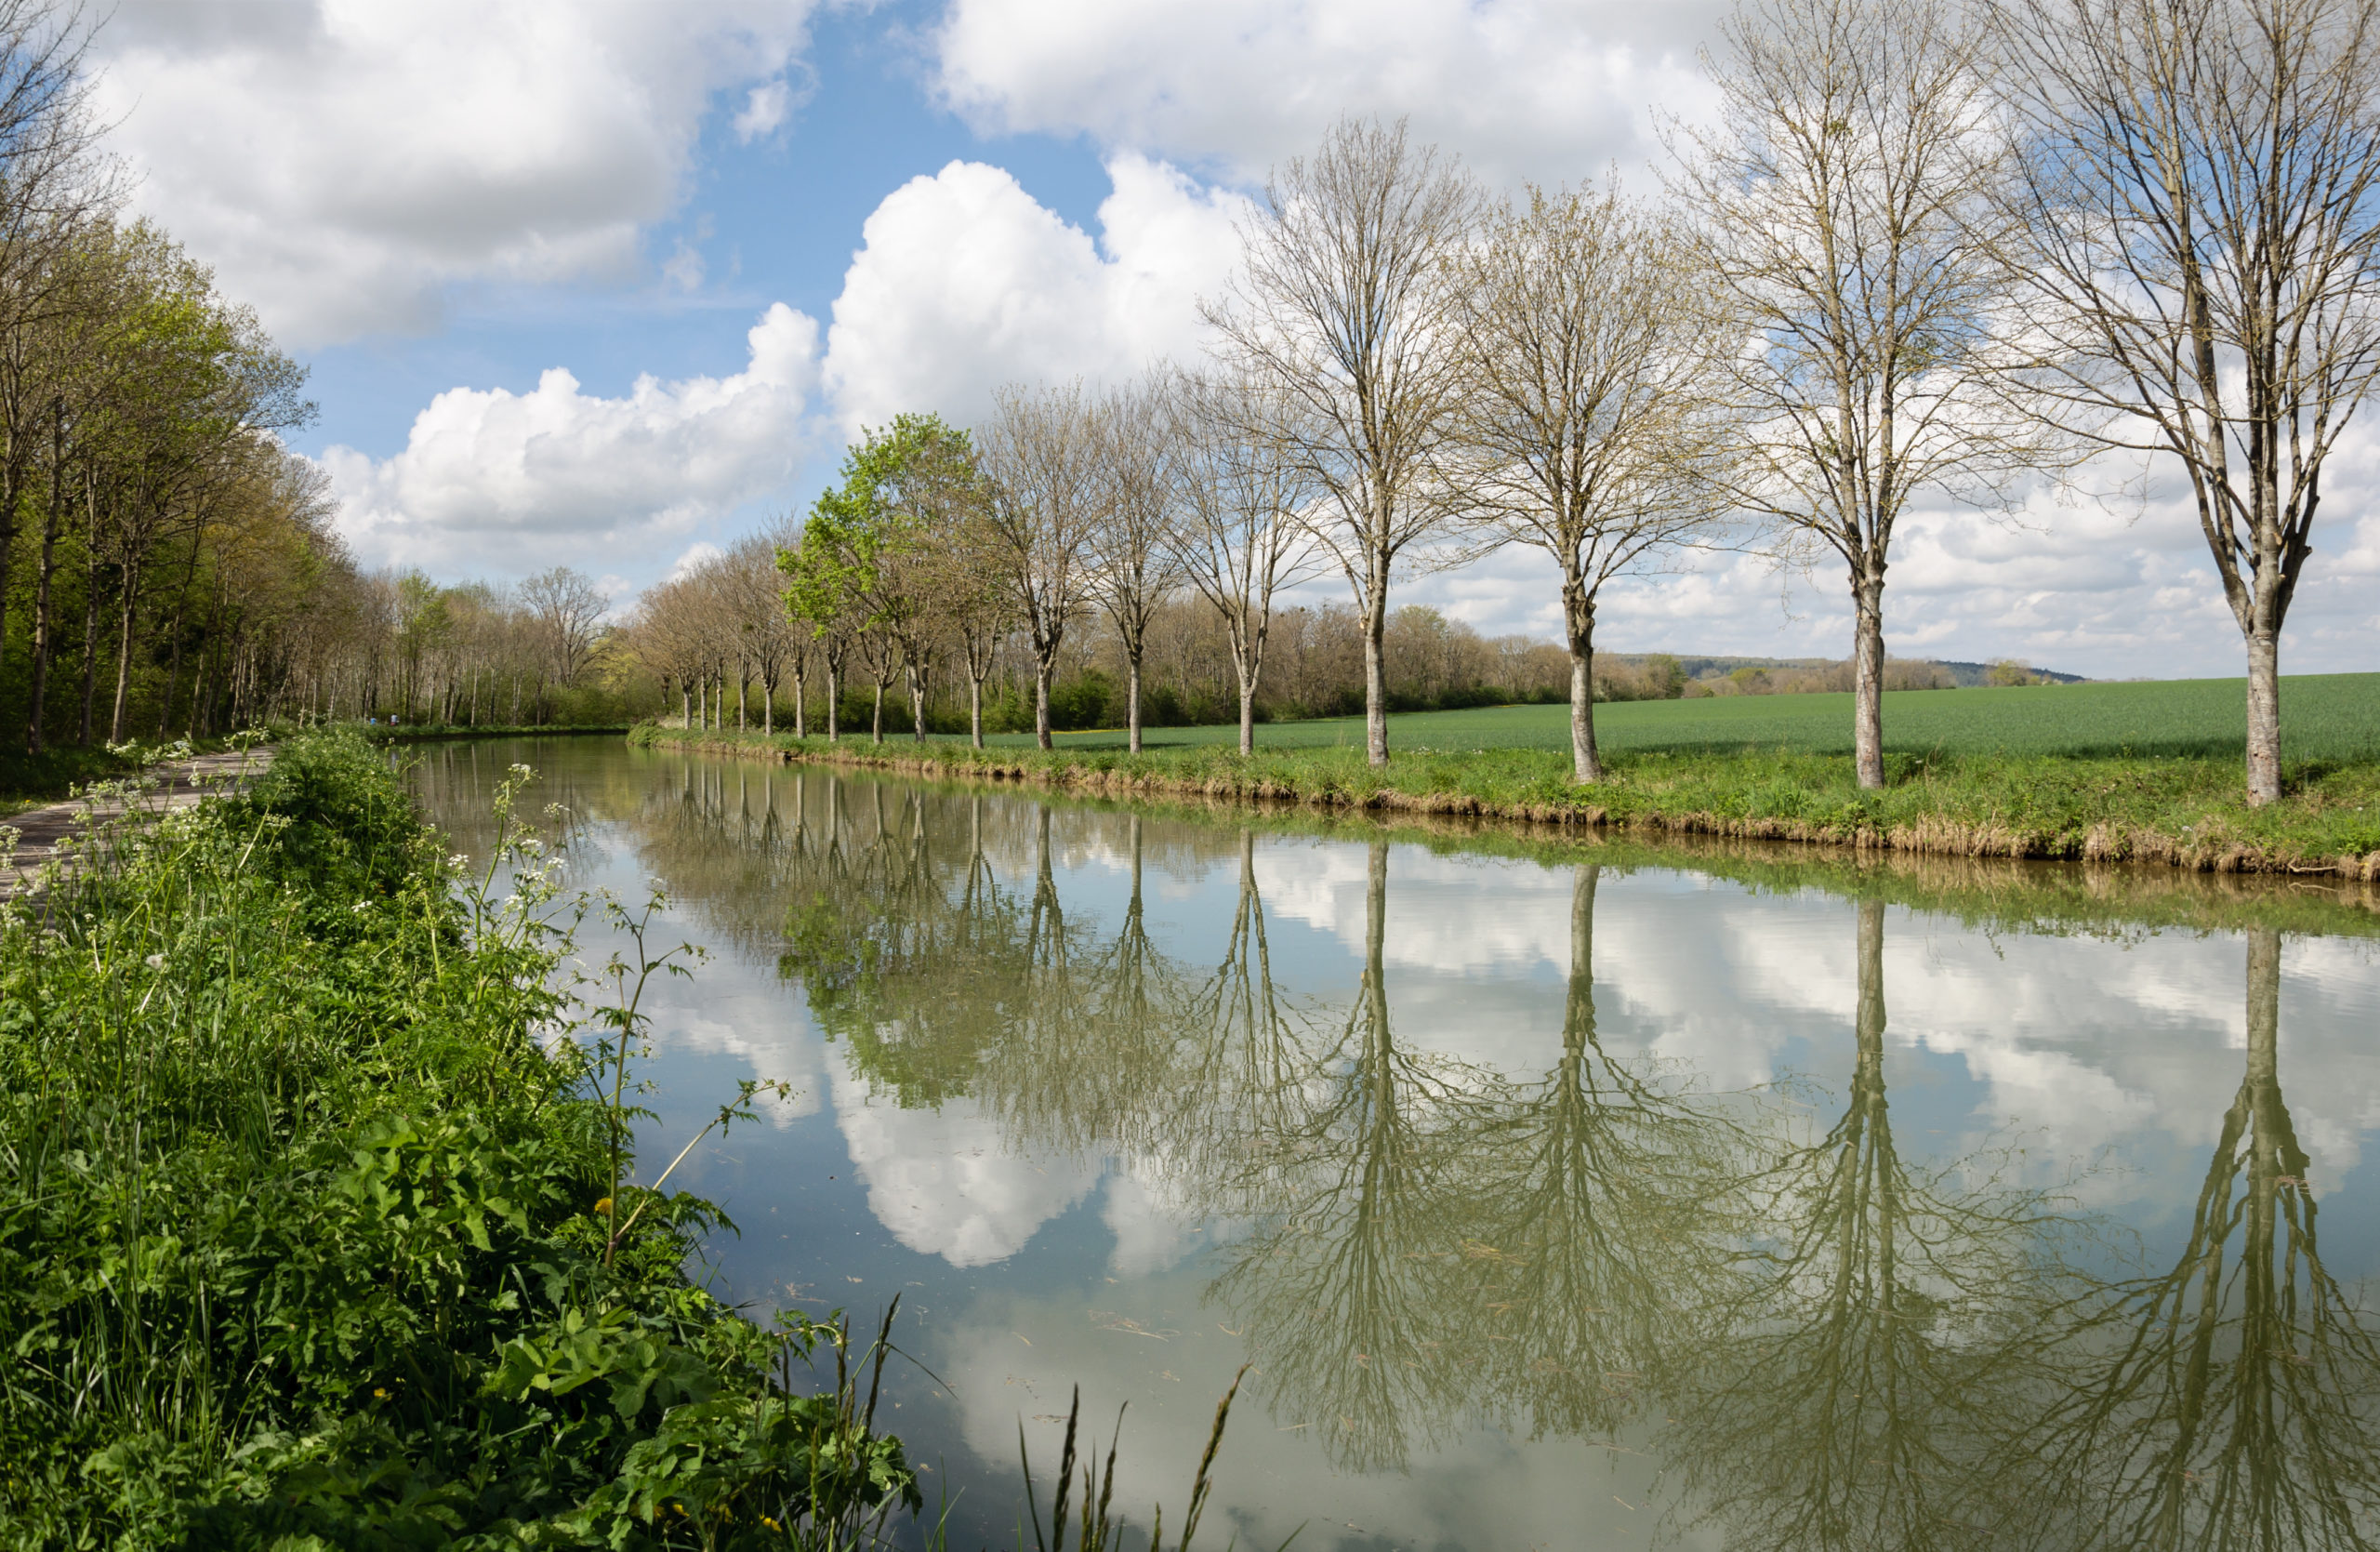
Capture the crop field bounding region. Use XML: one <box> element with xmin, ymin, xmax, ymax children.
<box><xmin>998</xmin><ymin>672</ymin><xmax>2380</xmax><ymax>763</ymax></box>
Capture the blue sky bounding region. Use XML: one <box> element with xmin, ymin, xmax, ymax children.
<box><xmin>295</xmin><ymin>1</ymin><xmax>1117</xmax><ymax>458</ymax></box>
<box><xmin>86</xmin><ymin>0</ymin><xmax>2380</xmax><ymax>679</ymax></box>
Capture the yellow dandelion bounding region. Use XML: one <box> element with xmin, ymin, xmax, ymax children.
<box><xmin>373</xmin><ymin>1387</ymin><xmax>388</xmax><ymax>1399</ymax></box>
<box><xmin>593</xmin><ymin>1197</ymin><xmax>613</xmax><ymax>1215</ymax></box>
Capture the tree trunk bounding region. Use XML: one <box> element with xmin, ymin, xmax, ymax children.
<box><xmin>870</xmin><ymin>679</ymin><xmax>884</xmax><ymax>744</ymax></box>
<box><xmin>1362</xmin><ymin>587</ymin><xmax>1390</xmax><ymax>767</ymax></box>
<box><xmin>1238</xmin><ymin>681</ymin><xmax>1256</xmax><ymax>757</ymax></box>
<box><xmin>2244</xmin><ymin>626</ymin><xmax>2282</xmax><ymax>806</ymax></box>
<box><xmin>110</xmin><ymin>557</ymin><xmax>139</xmax><ymax>743</ymax></box>
<box><xmin>793</xmin><ymin>666</ymin><xmax>807</xmax><ymax>738</ymax></box>
<box><xmin>77</xmin><ymin>542</ymin><xmax>100</xmax><ymax>747</ymax></box>
<box><xmin>24</xmin><ymin>492</ymin><xmax>61</xmax><ymax>753</ymax></box>
<box><xmin>1568</xmin><ymin>644</ymin><xmax>1600</xmax><ymax>785</ymax></box>
<box><xmin>762</xmin><ymin>676</ymin><xmax>774</xmax><ymax>736</ymax></box>
<box><xmin>1851</xmin><ymin>564</ymin><xmax>1887</xmax><ymax>790</ymax></box>
<box><xmin>826</xmin><ymin>661</ymin><xmax>840</xmax><ymax>741</ymax></box>
<box><xmin>737</xmin><ymin>665</ymin><xmax>748</xmax><ymax>731</ymax></box>
<box><xmin>1565</xmin><ymin>581</ymin><xmax>1600</xmax><ymax>784</ymax></box>
<box><xmin>908</xmin><ymin>667</ymin><xmax>928</xmax><ymax>743</ymax></box>
<box><xmin>970</xmin><ymin>674</ymin><xmax>985</xmax><ymax>749</ymax></box>
<box><xmin>1035</xmin><ymin>658</ymin><xmax>1055</xmax><ymax>750</ymax></box>
<box><xmin>159</xmin><ymin>558</ymin><xmax>201</xmax><ymax>738</ymax></box>
<box><xmin>0</xmin><ymin>452</ymin><xmax>20</xmax><ymax>710</ymax></box>
<box><xmin>188</xmin><ymin>616</ymin><xmax>214</xmax><ymax>737</ymax></box>
<box><xmin>1126</xmin><ymin>652</ymin><xmax>1144</xmax><ymax>754</ymax></box>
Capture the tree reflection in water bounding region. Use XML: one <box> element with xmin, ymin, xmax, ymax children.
<box><xmin>1459</xmin><ymin>862</ymin><xmax>1743</xmax><ymax>1446</ymax></box>
<box><xmin>1207</xmin><ymin>839</ymin><xmax>1486</xmax><ymax>1472</ymax></box>
<box><xmin>601</xmin><ymin>770</ymin><xmax>2380</xmax><ymax>1546</ymax></box>
<box><xmin>1659</xmin><ymin>896</ymin><xmax>2081</xmax><ymax>1552</ymax></box>
<box><xmin>2015</xmin><ymin>925</ymin><xmax>2380</xmax><ymax>1551</ymax></box>
<box><xmin>1163</xmin><ymin>828</ymin><xmax>1319</xmax><ymax>1211</ymax></box>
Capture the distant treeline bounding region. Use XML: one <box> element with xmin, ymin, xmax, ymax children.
<box><xmin>639</xmin><ymin>579</ymin><xmax>2072</xmax><ymax>738</ymax></box>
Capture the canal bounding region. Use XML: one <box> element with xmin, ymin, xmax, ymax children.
<box><xmin>410</xmin><ymin>736</ymin><xmax>2380</xmax><ymax>1551</ymax></box>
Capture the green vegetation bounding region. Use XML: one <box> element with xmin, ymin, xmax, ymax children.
<box><xmin>0</xmin><ymin>740</ymin><xmax>138</xmax><ymax>818</ymax></box>
<box><xmin>632</xmin><ymin>674</ymin><xmax>2380</xmax><ymax>879</ymax></box>
<box><xmin>980</xmin><ymin>672</ymin><xmax>2380</xmax><ymax>763</ymax></box>
<box><xmin>360</xmin><ymin>722</ymin><xmax>634</xmax><ymax>744</ymax></box>
<box><xmin>0</xmin><ymin>729</ymin><xmax>927</xmax><ymax>1546</ymax></box>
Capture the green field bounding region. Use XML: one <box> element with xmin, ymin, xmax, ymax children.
<box><xmin>641</xmin><ymin>670</ymin><xmax>2380</xmax><ymax>875</ymax></box>
<box><xmin>1002</xmin><ymin>672</ymin><xmax>2380</xmax><ymax>763</ymax></box>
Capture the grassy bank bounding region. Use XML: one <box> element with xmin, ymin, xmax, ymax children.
<box><xmin>631</xmin><ymin>719</ymin><xmax>2380</xmax><ymax>880</ymax></box>
<box><xmin>0</xmin><ymin>729</ymin><xmax>923</xmax><ymax>1546</ymax></box>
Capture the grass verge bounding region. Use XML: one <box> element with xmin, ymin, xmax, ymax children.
<box><xmin>630</xmin><ymin>723</ymin><xmax>2380</xmax><ymax>881</ymax></box>
<box><xmin>0</xmin><ymin>728</ymin><xmax>926</xmax><ymax>1547</ymax></box>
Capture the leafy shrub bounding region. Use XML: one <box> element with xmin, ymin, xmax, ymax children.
<box><xmin>0</xmin><ymin>728</ymin><xmax>919</xmax><ymax>1548</ymax></box>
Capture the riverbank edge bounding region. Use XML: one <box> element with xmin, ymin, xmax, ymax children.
<box><xmin>628</xmin><ymin>723</ymin><xmax>2380</xmax><ymax>882</ymax></box>
<box><xmin>361</xmin><ymin>722</ymin><xmax>631</xmax><ymax>743</ymax></box>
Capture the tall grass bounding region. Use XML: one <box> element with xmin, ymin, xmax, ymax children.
<box><xmin>0</xmin><ymin>728</ymin><xmax>1263</xmax><ymax>1549</ymax></box>
<box><xmin>0</xmin><ymin>729</ymin><xmax>925</xmax><ymax>1547</ymax></box>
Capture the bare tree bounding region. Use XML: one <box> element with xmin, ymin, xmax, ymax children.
<box><xmin>519</xmin><ymin>565</ymin><xmax>608</xmax><ymax>694</ymax></box>
<box><xmin>949</xmin><ymin>519</ymin><xmax>1012</xmax><ymax>749</ymax></box>
<box><xmin>725</xmin><ymin>530</ymin><xmax>803</xmax><ymax>735</ymax></box>
<box><xmin>1170</xmin><ymin>368</ymin><xmax>1322</xmax><ymax>754</ymax></box>
<box><xmin>1449</xmin><ymin>182</ymin><xmax>1737</xmax><ymax>783</ymax></box>
<box><xmin>1089</xmin><ymin>375</ymin><xmax>1186</xmax><ymax>753</ymax></box>
<box><xmin>1671</xmin><ymin>0</ymin><xmax>2043</xmax><ymax>789</ymax></box>
<box><xmin>1988</xmin><ymin>0</ymin><xmax>2380</xmax><ymax>805</ymax></box>
<box><xmin>977</xmin><ymin>379</ymin><xmax>1105</xmax><ymax>750</ymax></box>
<box><xmin>853</xmin><ymin>621</ymin><xmax>898</xmax><ymax>744</ymax></box>
<box><xmin>1204</xmin><ymin>115</ymin><xmax>1481</xmax><ymax>767</ymax></box>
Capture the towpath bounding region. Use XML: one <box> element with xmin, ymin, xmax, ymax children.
<box><xmin>1</xmin><ymin>747</ymin><xmax>274</xmax><ymax>898</ymax></box>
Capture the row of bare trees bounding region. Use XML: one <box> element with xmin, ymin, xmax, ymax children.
<box><xmin>1711</xmin><ymin>0</ymin><xmax>2380</xmax><ymax>803</ymax></box>
<box><xmin>635</xmin><ymin>528</ymin><xmax>811</xmax><ymax>736</ymax></box>
<box><xmin>277</xmin><ymin>564</ymin><xmax>628</xmax><ymax>728</ymax></box>
<box><xmin>1197</xmin><ymin>0</ymin><xmax>2380</xmax><ymax>802</ymax></box>
<box><xmin>621</xmin><ymin>0</ymin><xmax>2374</xmax><ymax>806</ymax></box>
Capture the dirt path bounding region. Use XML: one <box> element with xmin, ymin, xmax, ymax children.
<box><xmin>1</xmin><ymin>747</ymin><xmax>274</xmax><ymax>898</ymax></box>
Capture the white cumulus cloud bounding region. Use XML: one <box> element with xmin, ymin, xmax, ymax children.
<box><xmin>321</xmin><ymin>303</ymin><xmax>822</xmax><ymax>575</ymax></box>
<box><xmin>92</xmin><ymin>0</ymin><xmax>813</xmax><ymax>346</ymax></box>
<box><xmin>818</xmin><ymin>153</ymin><xmax>1249</xmax><ymax>434</ymax></box>
<box><xmin>930</xmin><ymin>0</ymin><xmax>1725</xmax><ymax>187</ymax></box>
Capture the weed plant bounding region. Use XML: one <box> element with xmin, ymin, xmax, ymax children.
<box><xmin>0</xmin><ymin>729</ymin><xmax>924</xmax><ymax>1548</ymax></box>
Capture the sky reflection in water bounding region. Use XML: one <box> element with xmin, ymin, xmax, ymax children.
<box><xmin>411</xmin><ymin>738</ymin><xmax>2380</xmax><ymax>1552</ymax></box>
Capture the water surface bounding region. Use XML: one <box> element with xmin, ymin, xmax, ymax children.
<box><xmin>410</xmin><ymin>737</ymin><xmax>2380</xmax><ymax>1551</ymax></box>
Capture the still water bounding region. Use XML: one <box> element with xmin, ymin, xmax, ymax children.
<box><xmin>412</xmin><ymin>737</ymin><xmax>2380</xmax><ymax>1551</ymax></box>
